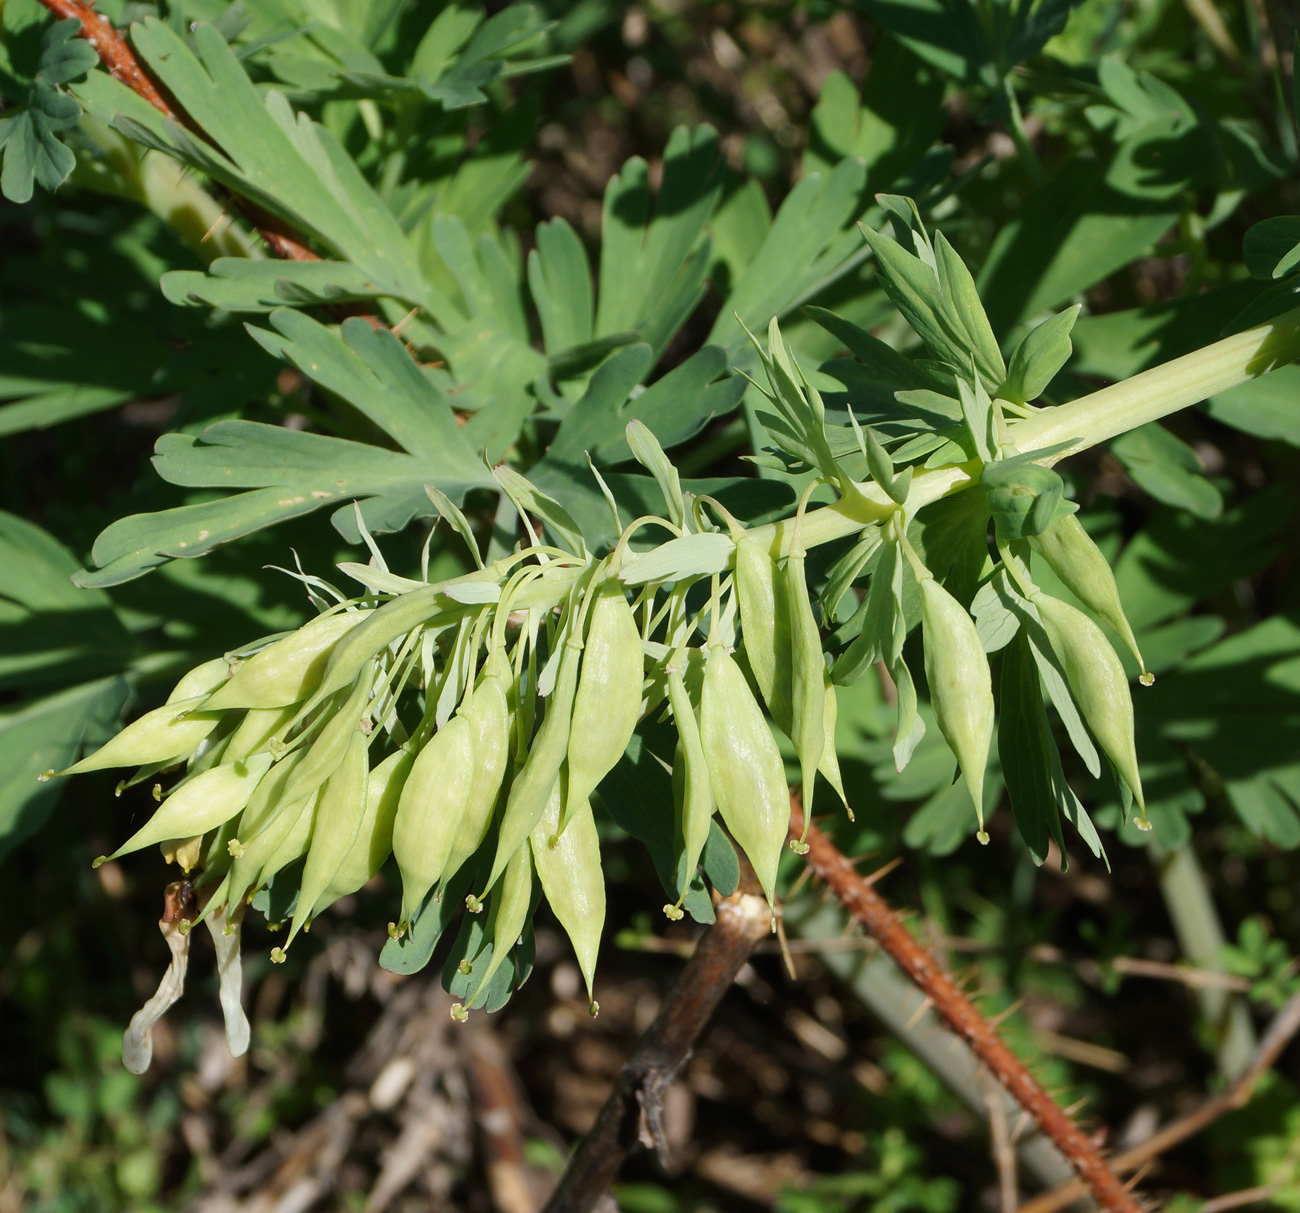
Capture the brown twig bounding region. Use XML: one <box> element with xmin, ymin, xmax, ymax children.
<box><xmin>789</xmin><ymin>801</ymin><xmax>1142</xmax><ymax>1213</ymax></box>
<box><xmin>1017</xmin><ymin>988</ymin><xmax>1300</xmax><ymax>1213</ymax></box>
<box><xmin>539</xmin><ymin>891</ymin><xmax>773</xmax><ymax>1213</ymax></box>
<box><xmin>37</xmin><ymin>0</ymin><xmax>319</xmax><ymax>263</ymax></box>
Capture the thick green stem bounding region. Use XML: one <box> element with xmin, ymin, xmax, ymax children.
<box><xmin>748</xmin><ymin>306</ymin><xmax>1300</xmax><ymax>558</ymax></box>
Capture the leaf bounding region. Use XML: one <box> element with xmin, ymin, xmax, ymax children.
<box><xmin>1243</xmin><ymin>216</ymin><xmax>1300</xmax><ymax>281</ymax></box>
<box><xmin>619</xmin><ymin>532</ymin><xmax>733</xmax><ymax>587</ymax></box>
<box><xmin>0</xmin><ymin>19</ymin><xmax>98</xmax><ymax>203</ymax></box>
<box><xmin>708</xmin><ymin>157</ymin><xmax>870</xmax><ymax>355</ymax></box>
<box><xmin>0</xmin><ymin>677</ymin><xmax>129</xmax><ymax>865</ymax></box>
<box><xmin>1205</xmin><ymin>365</ymin><xmax>1300</xmax><ymax>446</ymax></box>
<box><xmin>595</xmin><ymin>125</ymin><xmax>724</xmax><ymax>358</ymax></box>
<box><xmin>625</xmin><ymin>420</ymin><xmax>687</xmax><ymax>532</ymax></box>
<box><xmin>0</xmin><ymin>512</ymin><xmax>133</xmax><ymax>691</ymax></box>
<box><xmin>970</xmin><ymin>571</ymin><xmax>1021</xmax><ymax>654</ymax></box>
<box><xmin>856</xmin><ymin>0</ymin><xmax>991</xmax><ymax>82</ymax></box>
<box><xmin>998</xmin><ymin>630</ymin><xmax>1072</xmax><ymax>865</ymax></box>
<box><xmin>77</xmin><ymin>417</ymin><xmax>493</xmax><ymax>587</ymax></box>
<box><xmin>492</xmin><ymin>465</ymin><xmax>586</xmax><ymax>556</ymax></box>
<box><xmin>528</xmin><ymin>218</ymin><xmax>595</xmax><ymax>356</ymax></box>
<box><xmin>96</xmin><ymin>20</ymin><xmax>435</xmax><ymax>310</ymax></box>
<box><xmin>1110</xmin><ymin>424</ymin><xmax>1222</xmax><ymax>519</ymax></box>
<box><xmin>161</xmin><ymin>260</ymin><xmax>403</xmax><ymax>312</ymax></box>
<box><xmin>1001</xmin><ymin>305</ymin><xmax>1080</xmax><ymax>404</ymax></box>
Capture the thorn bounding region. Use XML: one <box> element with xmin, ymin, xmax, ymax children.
<box><xmin>903</xmin><ymin>996</ymin><xmax>934</xmax><ymax>1031</ymax></box>
<box><xmin>200</xmin><ymin>210</ymin><xmax>232</xmax><ymax>244</ymax></box>
<box><xmin>988</xmin><ymin>998</ymin><xmax>1025</xmax><ymax>1028</ymax></box>
<box><xmin>863</xmin><ymin>856</ymin><xmax>904</xmax><ymax>886</ymax></box>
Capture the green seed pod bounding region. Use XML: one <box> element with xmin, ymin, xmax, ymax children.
<box><xmin>665</xmin><ymin>666</ymin><xmax>713</xmax><ymax>917</ymax></box>
<box><xmin>317</xmin><ymin>747</ymin><xmax>412</xmax><ymax>910</ymax></box>
<box><xmin>441</xmin><ymin>655</ymin><xmax>512</xmax><ymax>884</ymax></box>
<box><xmin>480</xmin><ymin>635</ymin><xmax>582</xmax><ymax>898</ymax></box>
<box><xmin>62</xmin><ymin>696</ymin><xmax>222</xmax><ymax>776</ymax></box>
<box><xmin>461</xmin><ymin>842</ymin><xmax>534</xmax><ymax>1013</ymax></box>
<box><xmin>393</xmin><ymin>714</ymin><xmax>476</xmax><ymax>926</ymax></box>
<box><xmin>279</xmin><ymin>668</ymin><xmax>374</xmax><ymax>810</ymax></box>
<box><xmin>1033</xmin><ymin>592</ymin><xmax>1149</xmax><ymax>826</ymax></box>
<box><xmin>920</xmin><ymin>578</ymin><xmax>995</xmax><ymax>841</ymax></box>
<box><xmin>531</xmin><ymin>782</ymin><xmax>604</xmax><ymax>1009</ymax></box>
<box><xmin>224</xmin><ymin>704</ymin><xmax>298</xmax><ymax>763</ymax></box>
<box><xmin>699</xmin><ymin>644</ymin><xmax>790</xmax><ymax>908</ymax></box>
<box><xmin>166</xmin><ymin>657</ymin><xmax>231</xmax><ymax>703</ymax></box>
<box><xmin>103</xmin><ymin>752</ymin><xmax>274</xmax><ymax>862</ymax></box>
<box><xmin>226</xmin><ymin>777</ymin><xmax>317</xmax><ymax>911</ymax></box>
<box><xmin>286</xmin><ymin>730</ymin><xmax>371</xmax><ymax>944</ymax></box>
<box><xmin>561</xmin><ymin>580</ymin><xmax>643</xmax><ymax>837</ymax></box>
<box><xmin>1028</xmin><ymin>513</ymin><xmax>1149</xmax><ymax>683</ymax></box>
<box><xmin>227</xmin><ymin>748</ymin><xmax>306</xmax><ymax>855</ymax></box>
<box><xmin>205</xmin><ymin>611</ymin><xmax>369</xmax><ymax>710</ymax></box>
<box><xmin>783</xmin><ymin>552</ymin><xmax>826</xmax><ymax>847</ymax></box>
<box><xmin>818</xmin><ymin>669</ymin><xmax>852</xmax><ymax>820</ymax></box>
<box><xmin>734</xmin><ymin>536</ymin><xmax>792</xmax><ymax>728</ymax></box>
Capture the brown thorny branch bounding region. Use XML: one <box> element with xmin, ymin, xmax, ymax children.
<box><xmin>1018</xmin><ymin>987</ymin><xmax>1300</xmax><ymax>1213</ymax></box>
<box><xmin>39</xmin><ymin>7</ymin><xmax>1281</xmax><ymax>1210</ymax></box>
<box><xmin>788</xmin><ymin>800</ymin><xmax>1143</xmax><ymax>1213</ymax></box>
<box><xmin>39</xmin><ymin>0</ymin><xmax>319</xmax><ymax>261</ymax></box>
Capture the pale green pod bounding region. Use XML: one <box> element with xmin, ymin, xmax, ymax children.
<box><xmin>166</xmin><ymin>657</ymin><xmax>231</xmax><ymax>703</ymax></box>
<box><xmin>920</xmin><ymin>578</ymin><xmax>995</xmax><ymax>840</ymax></box>
<box><xmin>818</xmin><ymin>669</ymin><xmax>852</xmax><ymax>819</ymax></box>
<box><xmin>531</xmin><ymin>783</ymin><xmax>604</xmax><ymax>1008</ymax></box>
<box><xmin>1033</xmin><ymin>593</ymin><xmax>1148</xmax><ymax>824</ymax></box>
<box><xmin>279</xmin><ymin>668</ymin><xmax>374</xmax><ymax>810</ymax></box>
<box><xmin>783</xmin><ymin>552</ymin><xmax>826</xmax><ymax>844</ymax></box>
<box><xmin>62</xmin><ymin>695</ymin><xmax>222</xmax><ymax>775</ymax></box>
<box><xmin>286</xmin><ymin>730</ymin><xmax>370</xmax><ymax>944</ymax></box>
<box><xmin>734</xmin><ymin>536</ymin><xmax>792</xmax><ymax>728</ymax></box>
<box><xmin>442</xmin><ymin>656</ymin><xmax>512</xmax><ymax>884</ymax></box>
<box><xmin>665</xmin><ymin>666</ymin><xmax>713</xmax><ymax>916</ymax></box>
<box><xmin>104</xmin><ymin>752</ymin><xmax>273</xmax><ymax>861</ymax></box>
<box><xmin>224</xmin><ymin>704</ymin><xmax>298</xmax><ymax>762</ymax></box>
<box><xmin>1029</xmin><ymin>513</ymin><xmax>1149</xmax><ymax>682</ymax></box>
<box><xmin>481</xmin><ymin>636</ymin><xmax>581</xmax><ymax>897</ymax></box>
<box><xmin>463</xmin><ymin>843</ymin><xmax>534</xmax><ymax>1011</ymax></box>
<box><xmin>319</xmin><ymin>748</ymin><xmax>413</xmax><ymax>908</ymax></box>
<box><xmin>699</xmin><ymin>644</ymin><xmax>790</xmax><ymax>907</ymax></box>
<box><xmin>226</xmin><ymin>781</ymin><xmax>317</xmax><ymax>911</ymax></box>
<box><xmin>227</xmin><ymin>749</ymin><xmax>306</xmax><ymax>854</ymax></box>
<box><xmin>393</xmin><ymin>715</ymin><xmax>476</xmax><ymax>925</ymax></box>
<box><xmin>205</xmin><ymin>611</ymin><xmax>369</xmax><ymax>710</ymax></box>
<box><xmin>561</xmin><ymin>581</ymin><xmax>643</xmax><ymax>836</ymax></box>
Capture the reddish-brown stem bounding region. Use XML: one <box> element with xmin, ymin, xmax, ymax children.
<box><xmin>540</xmin><ymin>891</ymin><xmax>772</xmax><ymax>1213</ymax></box>
<box><xmin>1018</xmin><ymin>988</ymin><xmax>1300</xmax><ymax>1213</ymax></box>
<box><xmin>790</xmin><ymin>801</ymin><xmax>1142</xmax><ymax>1213</ymax></box>
<box><xmin>38</xmin><ymin>0</ymin><xmax>320</xmax><ymax>263</ymax></box>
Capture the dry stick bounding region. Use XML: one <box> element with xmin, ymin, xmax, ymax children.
<box><xmin>1018</xmin><ymin>988</ymin><xmax>1300</xmax><ymax>1213</ymax></box>
<box><xmin>38</xmin><ymin>0</ymin><xmax>319</xmax><ymax>263</ymax></box>
<box><xmin>540</xmin><ymin>891</ymin><xmax>772</xmax><ymax>1213</ymax></box>
<box><xmin>789</xmin><ymin>802</ymin><xmax>1141</xmax><ymax>1213</ymax></box>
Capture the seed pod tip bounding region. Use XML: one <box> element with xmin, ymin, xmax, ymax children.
<box><xmin>386</xmin><ymin>921</ymin><xmax>405</xmax><ymax>941</ymax></box>
<box><xmin>977</xmin><ymin>830</ymin><xmax>990</xmax><ymax>845</ymax></box>
<box><xmin>457</xmin><ymin>959</ymin><xmax>472</xmax><ymax>976</ymax></box>
<box><xmin>450</xmin><ymin>1003</ymin><xmax>468</xmax><ymax>1023</ymax></box>
<box><xmin>92</xmin><ymin>855</ymin><xmax>108</xmax><ymax>869</ymax></box>
<box><xmin>465</xmin><ymin>893</ymin><xmax>484</xmax><ymax>914</ymax></box>
<box><xmin>662</xmin><ymin>903</ymin><xmax>684</xmax><ymax>921</ymax></box>
<box><xmin>589</xmin><ymin>999</ymin><xmax>600</xmax><ymax>1018</ymax></box>
<box><xmin>1135</xmin><ymin>816</ymin><xmax>1154</xmax><ymax>833</ymax></box>
<box><xmin>1139</xmin><ymin>672</ymin><xmax>1155</xmax><ymax>687</ymax></box>
<box><xmin>789</xmin><ymin>838</ymin><xmax>810</xmax><ymax>855</ymax></box>
<box><xmin>227</xmin><ymin>839</ymin><xmax>245</xmax><ymax>858</ymax></box>
<box><xmin>37</xmin><ymin>769</ymin><xmax>54</xmax><ymax>783</ymax></box>
<box><xmin>270</xmin><ymin>947</ymin><xmax>287</xmax><ymax>964</ymax></box>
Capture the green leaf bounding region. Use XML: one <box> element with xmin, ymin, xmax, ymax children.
<box><xmin>710</xmin><ymin>157</ymin><xmax>869</xmax><ymax>355</ymax></box>
<box><xmin>0</xmin><ymin>512</ymin><xmax>133</xmax><ymax>691</ymax></box>
<box><xmin>528</xmin><ymin>217</ymin><xmax>595</xmax><ymax>356</ymax></box>
<box><xmin>856</xmin><ymin>0</ymin><xmax>991</xmax><ymax>82</ymax></box>
<box><xmin>1110</xmin><ymin>424</ymin><xmax>1222</xmax><ymax>519</ymax></box>
<box><xmin>1001</xmin><ymin>305</ymin><xmax>1080</xmax><ymax>404</ymax></box>
<box><xmin>998</xmin><ymin>630</ymin><xmax>1072</xmax><ymax>865</ymax></box>
<box><xmin>595</xmin><ymin>125</ymin><xmax>723</xmax><ymax>358</ymax></box>
<box><xmin>77</xmin><ymin>418</ymin><xmax>493</xmax><ymax>587</ymax></box>
<box><xmin>161</xmin><ymin>260</ymin><xmax>405</xmax><ymax>312</ymax></box>
<box><xmin>492</xmin><ymin>465</ymin><xmax>586</xmax><ymax>556</ymax></box>
<box><xmin>1205</xmin><ymin>364</ymin><xmax>1300</xmax><ymax>446</ymax></box>
<box><xmin>0</xmin><ymin>677</ymin><xmax>129</xmax><ymax>865</ymax></box>
<box><xmin>1243</xmin><ymin>217</ymin><xmax>1300</xmax><ymax>281</ymax></box>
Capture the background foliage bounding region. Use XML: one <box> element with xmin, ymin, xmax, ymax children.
<box><xmin>2</xmin><ymin>0</ymin><xmax>1300</xmax><ymax>1209</ymax></box>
